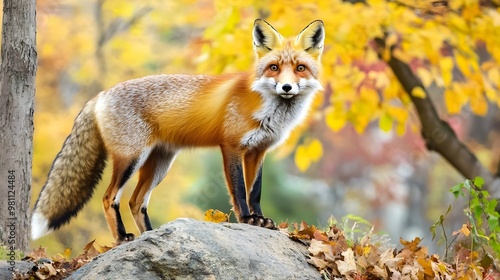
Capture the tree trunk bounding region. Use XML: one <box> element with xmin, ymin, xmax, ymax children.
<box><xmin>0</xmin><ymin>0</ymin><xmax>37</xmax><ymax>252</ymax></box>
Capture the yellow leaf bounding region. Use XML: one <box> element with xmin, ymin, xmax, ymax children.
<box><xmin>469</xmin><ymin>93</ymin><xmax>488</xmax><ymax>116</ymax></box>
<box><xmin>444</xmin><ymin>89</ymin><xmax>463</xmax><ymax>114</ymax></box>
<box><xmin>395</xmin><ymin>122</ymin><xmax>406</xmax><ymax>136</ymax></box>
<box><xmin>411</xmin><ymin>87</ymin><xmax>427</xmax><ymax>99</ymax></box>
<box><xmin>448</xmin><ymin>13</ymin><xmax>468</xmax><ymax>32</ymax></box>
<box><xmin>363</xmin><ymin>246</ymin><xmax>371</xmax><ymax>256</ymax></box>
<box><xmin>63</xmin><ymin>248</ymin><xmax>72</xmax><ymax>259</ymax></box>
<box><xmin>367</xmin><ymin>0</ymin><xmax>384</xmax><ymax>5</ymax></box>
<box><xmin>455</xmin><ymin>54</ymin><xmax>471</xmax><ymax>78</ymax></box>
<box><xmin>204</xmin><ymin>209</ymin><xmax>229</xmax><ymax>223</ymax></box>
<box><xmin>385</xmin><ymin>33</ymin><xmax>398</xmax><ymax>47</ymax></box>
<box><xmin>392</xmin><ymin>49</ymin><xmax>411</xmax><ymax>63</ymax></box>
<box><xmin>485</xmin><ymin>84</ymin><xmax>497</xmax><ymax>103</ymax></box>
<box><xmin>462</xmin><ymin>3</ymin><xmax>480</xmax><ymax>21</ymax></box>
<box><xmin>307</xmin><ymin>139</ymin><xmax>323</xmax><ymax>162</ymax></box>
<box><xmin>109</xmin><ymin>2</ymin><xmax>134</xmax><ymax>18</ymax></box>
<box><xmin>360</xmin><ymin>87</ymin><xmax>380</xmax><ymax>103</ymax></box>
<box><xmin>325</xmin><ymin>107</ymin><xmax>346</xmax><ymax>132</ymax></box>
<box><xmin>295</xmin><ymin>145</ymin><xmax>311</xmax><ymax>172</ymax></box>
<box><xmin>460</xmin><ymin>224</ymin><xmax>470</xmax><ymax>237</ymax></box>
<box><xmin>439</xmin><ymin>57</ymin><xmax>454</xmax><ymax>86</ymax></box>
<box><xmin>383</xmin><ymin>79</ymin><xmax>400</xmax><ymax>100</ymax></box>
<box><xmin>379</xmin><ymin>112</ymin><xmax>392</xmax><ymax>132</ymax></box>
<box><xmin>488</xmin><ymin>67</ymin><xmax>500</xmax><ymax>84</ymax></box>
<box><xmin>386</xmin><ymin>106</ymin><xmax>409</xmax><ymax>123</ymax></box>
<box><xmin>416</xmin><ymin>68</ymin><xmax>433</xmax><ymax>88</ymax></box>
<box><xmin>353</xmin><ymin>114</ymin><xmax>370</xmax><ymax>134</ymax></box>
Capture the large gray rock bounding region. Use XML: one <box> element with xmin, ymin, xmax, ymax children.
<box><xmin>0</xmin><ymin>261</ymin><xmax>34</xmax><ymax>279</ymax></box>
<box><xmin>68</xmin><ymin>218</ymin><xmax>321</xmax><ymax>280</ymax></box>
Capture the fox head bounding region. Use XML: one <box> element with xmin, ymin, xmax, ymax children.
<box><xmin>252</xmin><ymin>19</ymin><xmax>324</xmax><ymax>99</ymax></box>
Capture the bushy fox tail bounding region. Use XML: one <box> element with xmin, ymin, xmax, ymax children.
<box><xmin>31</xmin><ymin>99</ymin><xmax>107</xmax><ymax>240</ymax></box>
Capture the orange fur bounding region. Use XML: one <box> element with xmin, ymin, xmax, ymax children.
<box><xmin>144</xmin><ymin>73</ymin><xmax>263</xmax><ymax>147</ymax></box>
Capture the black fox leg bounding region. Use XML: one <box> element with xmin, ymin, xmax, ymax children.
<box><xmin>103</xmin><ymin>156</ymin><xmax>139</xmax><ymax>242</ymax></box>
<box><xmin>130</xmin><ymin>146</ymin><xmax>177</xmax><ymax>233</ymax></box>
<box><xmin>248</xmin><ymin>166</ymin><xmax>263</xmax><ymax>215</ymax></box>
<box><xmin>247</xmin><ymin>164</ymin><xmax>276</xmax><ymax>229</ymax></box>
<box><xmin>243</xmin><ymin>150</ymin><xmax>275</xmax><ymax>229</ymax></box>
<box><xmin>221</xmin><ymin>147</ymin><xmax>251</xmax><ymax>221</ymax></box>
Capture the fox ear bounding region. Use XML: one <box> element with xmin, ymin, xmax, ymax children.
<box><xmin>295</xmin><ymin>20</ymin><xmax>325</xmax><ymax>59</ymax></box>
<box><xmin>253</xmin><ymin>19</ymin><xmax>283</xmax><ymax>57</ymax></box>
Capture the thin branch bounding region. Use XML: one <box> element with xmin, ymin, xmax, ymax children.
<box><xmin>497</xmin><ymin>157</ymin><xmax>500</xmax><ymax>177</ymax></box>
<box><xmin>97</xmin><ymin>6</ymin><xmax>153</xmax><ymax>48</ymax></box>
<box><xmin>93</xmin><ymin>1</ymin><xmax>152</xmax><ymax>90</ymax></box>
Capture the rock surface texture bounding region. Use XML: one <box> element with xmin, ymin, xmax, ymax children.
<box><xmin>67</xmin><ymin>218</ymin><xmax>321</xmax><ymax>280</ymax></box>
<box><xmin>0</xmin><ymin>261</ymin><xmax>34</xmax><ymax>279</ymax></box>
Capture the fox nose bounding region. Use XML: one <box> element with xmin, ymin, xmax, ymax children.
<box><xmin>282</xmin><ymin>84</ymin><xmax>292</xmax><ymax>93</ymax></box>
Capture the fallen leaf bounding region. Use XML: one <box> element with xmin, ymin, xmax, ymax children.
<box><xmin>453</xmin><ymin>224</ymin><xmax>471</xmax><ymax>237</ymax></box>
<box><xmin>336</xmin><ymin>248</ymin><xmax>357</xmax><ymax>275</ymax></box>
<box><xmin>204</xmin><ymin>209</ymin><xmax>229</xmax><ymax>223</ymax></box>
<box><xmin>44</xmin><ymin>263</ymin><xmax>57</xmax><ymax>276</ymax></box>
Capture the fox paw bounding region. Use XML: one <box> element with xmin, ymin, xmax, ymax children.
<box><xmin>241</xmin><ymin>215</ymin><xmax>276</xmax><ymax>229</ymax></box>
<box><xmin>117</xmin><ymin>233</ymin><xmax>135</xmax><ymax>244</ymax></box>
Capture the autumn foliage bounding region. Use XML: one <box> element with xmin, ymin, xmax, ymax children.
<box><xmin>14</xmin><ymin>214</ymin><xmax>500</xmax><ymax>279</ymax></box>
<box><xmin>198</xmin><ymin>0</ymin><xmax>500</xmax><ymax>172</ymax></box>
<box><xmin>284</xmin><ymin>221</ymin><xmax>500</xmax><ymax>280</ymax></box>
<box><xmin>24</xmin><ymin>0</ymin><xmax>500</xmax><ymax>273</ymax></box>
<box><xmin>14</xmin><ymin>241</ymin><xmax>111</xmax><ymax>279</ymax></box>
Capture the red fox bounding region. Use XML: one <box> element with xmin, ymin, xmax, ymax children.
<box><xmin>31</xmin><ymin>19</ymin><xmax>325</xmax><ymax>243</ymax></box>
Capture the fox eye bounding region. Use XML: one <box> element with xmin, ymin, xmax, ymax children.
<box><xmin>296</xmin><ymin>65</ymin><xmax>306</xmax><ymax>72</ymax></box>
<box><xmin>269</xmin><ymin>64</ymin><xmax>279</xmax><ymax>71</ymax></box>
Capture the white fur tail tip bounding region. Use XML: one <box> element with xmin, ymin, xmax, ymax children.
<box><xmin>31</xmin><ymin>211</ymin><xmax>52</xmax><ymax>240</ymax></box>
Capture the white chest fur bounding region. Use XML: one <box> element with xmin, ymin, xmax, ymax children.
<box><xmin>240</xmin><ymin>93</ymin><xmax>315</xmax><ymax>150</ymax></box>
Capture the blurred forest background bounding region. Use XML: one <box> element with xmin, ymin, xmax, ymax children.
<box><xmin>23</xmin><ymin>0</ymin><xmax>500</xmax><ymax>256</ymax></box>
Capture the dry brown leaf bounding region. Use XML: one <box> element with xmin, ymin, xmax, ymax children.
<box><xmin>453</xmin><ymin>224</ymin><xmax>471</xmax><ymax>237</ymax></box>
<box><xmin>336</xmin><ymin>248</ymin><xmax>357</xmax><ymax>275</ymax></box>
<box><xmin>291</xmin><ymin>222</ymin><xmax>317</xmax><ymax>240</ymax></box>
<box><xmin>401</xmin><ymin>263</ymin><xmax>419</xmax><ymax>278</ymax></box>
<box><xmin>98</xmin><ymin>244</ymin><xmax>114</xmax><ymax>254</ymax></box>
<box><xmin>309</xmin><ymin>239</ymin><xmax>333</xmax><ymax>256</ymax></box>
<box><xmin>35</xmin><ymin>271</ymin><xmax>48</xmax><ymax>280</ymax></box>
<box><xmin>417</xmin><ymin>257</ymin><xmax>434</xmax><ymax>277</ymax></box>
<box><xmin>28</xmin><ymin>246</ymin><xmax>48</xmax><ymax>260</ymax></box>
<box><xmin>313</xmin><ymin>229</ymin><xmax>328</xmax><ymax>242</ymax></box>
<box><xmin>44</xmin><ymin>263</ymin><xmax>57</xmax><ymax>276</ymax></box>
<box><xmin>400</xmin><ymin>237</ymin><xmax>421</xmax><ymax>252</ymax></box>
<box><xmin>378</xmin><ymin>248</ymin><xmax>395</xmax><ymax>266</ymax></box>
<box><xmin>278</xmin><ymin>221</ymin><xmax>289</xmax><ymax>229</ymax></box>
<box><xmin>371</xmin><ymin>264</ymin><xmax>389</xmax><ymax>278</ymax></box>
<box><xmin>309</xmin><ymin>255</ymin><xmax>330</xmax><ymax>270</ymax></box>
<box><xmin>326</xmin><ymin>225</ymin><xmax>342</xmax><ymax>238</ymax></box>
<box><xmin>359</xmin><ymin>227</ymin><xmax>374</xmax><ymax>246</ymax></box>
<box><xmin>82</xmin><ymin>239</ymin><xmax>96</xmax><ymax>254</ymax></box>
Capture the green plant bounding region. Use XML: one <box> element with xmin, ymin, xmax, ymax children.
<box><xmin>0</xmin><ymin>245</ymin><xmax>24</xmax><ymax>260</ymax></box>
<box><xmin>430</xmin><ymin>204</ymin><xmax>453</xmax><ymax>258</ymax></box>
<box><xmin>327</xmin><ymin>214</ymin><xmax>391</xmax><ymax>249</ymax></box>
<box><xmin>449</xmin><ymin>177</ymin><xmax>500</xmax><ymax>257</ymax></box>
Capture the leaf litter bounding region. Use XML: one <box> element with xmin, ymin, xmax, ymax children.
<box><xmin>13</xmin><ymin>217</ymin><xmax>500</xmax><ymax>279</ymax></box>
<box><xmin>279</xmin><ymin>221</ymin><xmax>500</xmax><ymax>280</ymax></box>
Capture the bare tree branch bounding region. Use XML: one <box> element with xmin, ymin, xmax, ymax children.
<box><xmin>93</xmin><ymin>0</ymin><xmax>152</xmax><ymax>90</ymax></box>
<box><xmin>97</xmin><ymin>6</ymin><xmax>153</xmax><ymax>48</ymax></box>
